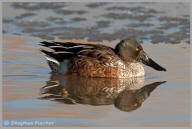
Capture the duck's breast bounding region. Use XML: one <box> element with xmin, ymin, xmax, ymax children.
<box><xmin>118</xmin><ymin>61</ymin><xmax>145</xmax><ymax>78</ymax></box>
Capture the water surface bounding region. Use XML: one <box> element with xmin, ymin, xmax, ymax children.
<box><xmin>2</xmin><ymin>2</ymin><xmax>190</xmax><ymax>43</ymax></box>
<box><xmin>2</xmin><ymin>2</ymin><xmax>190</xmax><ymax>127</ymax></box>
<box><xmin>3</xmin><ymin>35</ymin><xmax>190</xmax><ymax>127</ymax></box>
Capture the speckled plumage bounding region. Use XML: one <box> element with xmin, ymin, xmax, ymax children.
<box><xmin>40</xmin><ymin>38</ymin><xmax>166</xmax><ymax>78</ymax></box>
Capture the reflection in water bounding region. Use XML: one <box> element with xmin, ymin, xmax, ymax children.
<box><xmin>40</xmin><ymin>74</ymin><xmax>166</xmax><ymax>112</ymax></box>
<box><xmin>114</xmin><ymin>81</ymin><xmax>165</xmax><ymax>112</ymax></box>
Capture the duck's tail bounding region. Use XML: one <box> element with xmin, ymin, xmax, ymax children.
<box><xmin>39</xmin><ymin>41</ymin><xmax>95</xmax><ymax>73</ymax></box>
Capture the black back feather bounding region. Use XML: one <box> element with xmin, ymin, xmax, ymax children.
<box><xmin>39</xmin><ymin>41</ymin><xmax>98</xmax><ymax>62</ymax></box>
<box><xmin>40</xmin><ymin>49</ymin><xmax>74</xmax><ymax>62</ymax></box>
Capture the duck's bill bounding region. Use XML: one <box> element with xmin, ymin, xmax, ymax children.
<box><xmin>141</xmin><ymin>53</ymin><xmax>166</xmax><ymax>71</ymax></box>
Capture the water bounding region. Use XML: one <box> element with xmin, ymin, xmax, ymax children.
<box><xmin>2</xmin><ymin>2</ymin><xmax>190</xmax><ymax>127</ymax></box>
<box><xmin>3</xmin><ymin>34</ymin><xmax>190</xmax><ymax>127</ymax></box>
<box><xmin>3</xmin><ymin>2</ymin><xmax>190</xmax><ymax>43</ymax></box>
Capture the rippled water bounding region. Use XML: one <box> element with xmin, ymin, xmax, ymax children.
<box><xmin>3</xmin><ymin>35</ymin><xmax>190</xmax><ymax>127</ymax></box>
<box><xmin>3</xmin><ymin>2</ymin><xmax>190</xmax><ymax>43</ymax></box>
<box><xmin>2</xmin><ymin>2</ymin><xmax>190</xmax><ymax>127</ymax></box>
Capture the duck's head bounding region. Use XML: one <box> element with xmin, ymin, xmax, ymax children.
<box><xmin>115</xmin><ymin>38</ymin><xmax>166</xmax><ymax>71</ymax></box>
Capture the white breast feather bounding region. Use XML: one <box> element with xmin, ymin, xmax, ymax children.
<box><xmin>118</xmin><ymin>61</ymin><xmax>144</xmax><ymax>78</ymax></box>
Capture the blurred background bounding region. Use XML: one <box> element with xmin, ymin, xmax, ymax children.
<box><xmin>3</xmin><ymin>2</ymin><xmax>190</xmax><ymax>43</ymax></box>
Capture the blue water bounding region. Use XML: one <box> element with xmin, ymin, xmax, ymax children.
<box><xmin>3</xmin><ymin>117</ymin><xmax>93</xmax><ymax>127</ymax></box>
<box><xmin>2</xmin><ymin>2</ymin><xmax>190</xmax><ymax>43</ymax></box>
<box><xmin>127</xmin><ymin>115</ymin><xmax>189</xmax><ymax>121</ymax></box>
<box><xmin>2</xmin><ymin>2</ymin><xmax>190</xmax><ymax>127</ymax></box>
<box><xmin>4</xmin><ymin>99</ymin><xmax>52</xmax><ymax>109</ymax></box>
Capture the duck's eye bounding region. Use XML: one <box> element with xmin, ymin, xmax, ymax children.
<box><xmin>133</xmin><ymin>103</ymin><xmax>138</xmax><ymax>107</ymax></box>
<box><xmin>136</xmin><ymin>47</ymin><xmax>139</xmax><ymax>51</ymax></box>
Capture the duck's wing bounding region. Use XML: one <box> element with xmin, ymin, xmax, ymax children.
<box><xmin>39</xmin><ymin>41</ymin><xmax>117</xmax><ymax>66</ymax></box>
<box><xmin>77</xmin><ymin>46</ymin><xmax>119</xmax><ymax>66</ymax></box>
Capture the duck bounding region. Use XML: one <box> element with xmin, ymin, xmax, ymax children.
<box><xmin>40</xmin><ymin>38</ymin><xmax>166</xmax><ymax>78</ymax></box>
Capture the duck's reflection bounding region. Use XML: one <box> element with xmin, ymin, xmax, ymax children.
<box><xmin>40</xmin><ymin>74</ymin><xmax>166</xmax><ymax>112</ymax></box>
<box><xmin>114</xmin><ymin>81</ymin><xmax>165</xmax><ymax>112</ymax></box>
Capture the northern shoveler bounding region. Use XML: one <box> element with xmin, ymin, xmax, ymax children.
<box><xmin>40</xmin><ymin>38</ymin><xmax>166</xmax><ymax>78</ymax></box>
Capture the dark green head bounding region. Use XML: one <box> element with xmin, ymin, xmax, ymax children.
<box><xmin>115</xmin><ymin>38</ymin><xmax>166</xmax><ymax>71</ymax></box>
